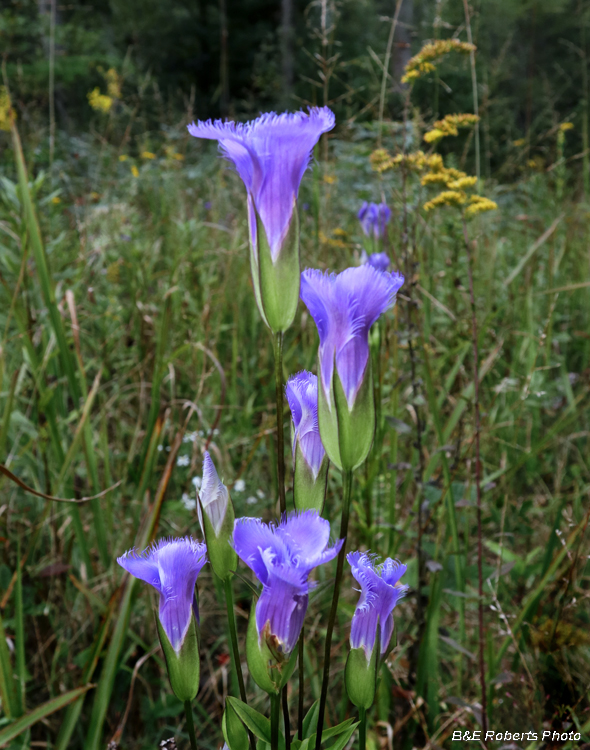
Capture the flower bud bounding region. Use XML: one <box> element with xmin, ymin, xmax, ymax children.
<box><xmin>245</xmin><ymin>603</ymin><xmax>297</xmax><ymax>695</ymax></box>
<box><xmin>198</xmin><ymin>452</ymin><xmax>237</xmax><ymax>581</ymax></box>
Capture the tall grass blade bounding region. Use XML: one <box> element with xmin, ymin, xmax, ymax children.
<box><xmin>0</xmin><ymin>685</ymin><xmax>93</xmax><ymax>745</ymax></box>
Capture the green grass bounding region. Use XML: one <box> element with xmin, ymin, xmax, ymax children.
<box><xmin>0</xmin><ymin>119</ymin><xmax>589</xmax><ymax>748</ymax></box>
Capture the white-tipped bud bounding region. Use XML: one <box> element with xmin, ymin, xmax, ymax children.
<box><xmin>197</xmin><ymin>452</ymin><xmax>229</xmax><ymax>536</ymax></box>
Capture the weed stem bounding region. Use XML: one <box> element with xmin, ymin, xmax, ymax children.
<box><xmin>224</xmin><ymin>577</ymin><xmax>256</xmax><ymax>750</ymax></box>
<box><xmin>273</xmin><ymin>331</ymin><xmax>287</xmax><ymax>516</ymax></box>
<box><xmin>462</xmin><ymin>218</ymin><xmax>487</xmax><ymax>739</ymax></box>
<box><xmin>315</xmin><ymin>469</ymin><xmax>353</xmax><ymax>750</ymax></box>
<box><xmin>184</xmin><ymin>701</ymin><xmax>198</xmax><ymax>750</ymax></box>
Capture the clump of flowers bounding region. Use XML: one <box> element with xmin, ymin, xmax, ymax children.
<box><xmin>423</xmin><ymin>113</ymin><xmax>480</xmax><ymax>144</ymax></box>
<box><xmin>0</xmin><ymin>86</ymin><xmax>16</xmax><ymax>131</ymax></box>
<box><xmin>420</xmin><ymin>155</ymin><xmax>497</xmax><ymax>216</ymax></box>
<box><xmin>87</xmin><ymin>67</ymin><xmax>121</xmax><ymax>114</ymax></box>
<box><xmin>402</xmin><ymin>39</ymin><xmax>476</xmax><ymax>84</ymax></box>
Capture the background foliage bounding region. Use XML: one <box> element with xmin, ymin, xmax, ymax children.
<box><xmin>0</xmin><ymin>0</ymin><xmax>589</xmax><ymax>748</ymax></box>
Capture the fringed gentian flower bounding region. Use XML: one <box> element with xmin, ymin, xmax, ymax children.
<box><xmin>197</xmin><ymin>452</ymin><xmax>237</xmax><ymax>581</ymax></box>
<box><xmin>300</xmin><ymin>265</ymin><xmax>404</xmax><ymax>470</ymax></box>
<box><xmin>286</xmin><ymin>371</ymin><xmax>328</xmax><ymax>512</ymax></box>
<box><xmin>344</xmin><ymin>551</ymin><xmax>407</xmax><ymax>709</ymax></box>
<box><xmin>360</xmin><ymin>249</ymin><xmax>391</xmax><ymax>273</ymax></box>
<box><xmin>117</xmin><ymin>537</ymin><xmax>208</xmax><ymax>701</ymax></box>
<box><xmin>348</xmin><ymin>551</ymin><xmax>407</xmax><ymax>659</ymax></box>
<box><xmin>118</xmin><ymin>537</ymin><xmax>208</xmax><ymax>652</ymax></box>
<box><xmin>233</xmin><ymin>511</ymin><xmax>342</xmax><ymax>692</ymax></box>
<box><xmin>188</xmin><ymin>108</ymin><xmax>335</xmax><ymax>332</ymax></box>
<box><xmin>358</xmin><ymin>202</ymin><xmax>391</xmax><ymax>240</ymax></box>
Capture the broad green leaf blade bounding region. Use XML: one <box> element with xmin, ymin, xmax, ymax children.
<box><xmin>226</xmin><ymin>697</ymin><xmax>271</xmax><ymax>744</ymax></box>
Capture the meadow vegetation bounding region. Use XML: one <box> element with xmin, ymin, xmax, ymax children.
<box><xmin>0</xmin><ymin>0</ymin><xmax>589</xmax><ymax>748</ymax></box>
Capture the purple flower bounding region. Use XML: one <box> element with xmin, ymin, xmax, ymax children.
<box><xmin>358</xmin><ymin>202</ymin><xmax>391</xmax><ymax>240</ymax></box>
<box><xmin>300</xmin><ymin>265</ymin><xmax>404</xmax><ymax>409</ymax></box>
<box><xmin>286</xmin><ymin>371</ymin><xmax>325</xmax><ymax>479</ymax></box>
<box><xmin>188</xmin><ymin>108</ymin><xmax>335</xmax><ymax>261</ymax></box>
<box><xmin>348</xmin><ymin>551</ymin><xmax>407</xmax><ymax>660</ymax></box>
<box><xmin>360</xmin><ymin>250</ymin><xmax>391</xmax><ymax>273</ymax></box>
<box><xmin>117</xmin><ymin>537</ymin><xmax>208</xmax><ymax>653</ymax></box>
<box><xmin>233</xmin><ymin>511</ymin><xmax>342</xmax><ymax>655</ymax></box>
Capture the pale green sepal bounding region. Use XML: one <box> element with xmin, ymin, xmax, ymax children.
<box><xmin>223</xmin><ymin>699</ymin><xmax>250</xmax><ymax>750</ymax></box>
<box><xmin>156</xmin><ymin>611</ymin><xmax>200</xmax><ymax>703</ymax></box>
<box><xmin>256</xmin><ymin>203</ymin><xmax>300</xmax><ymax>333</ymax></box>
<box><xmin>245</xmin><ymin>609</ymin><xmax>297</xmax><ymax>695</ymax></box>
<box><xmin>248</xmin><ymin>221</ymin><xmax>269</xmax><ymax>328</ymax></box>
<box><xmin>293</xmin><ymin>443</ymin><xmax>328</xmax><ymax>513</ymax></box>
<box><xmin>333</xmin><ymin>358</ymin><xmax>375</xmax><ymax>471</ymax></box>
<box><xmin>317</xmin><ymin>372</ymin><xmax>342</xmax><ymax>470</ymax></box>
<box><xmin>199</xmin><ymin>494</ymin><xmax>237</xmax><ymax>581</ymax></box>
<box><xmin>344</xmin><ymin>645</ymin><xmax>378</xmax><ymax>710</ymax></box>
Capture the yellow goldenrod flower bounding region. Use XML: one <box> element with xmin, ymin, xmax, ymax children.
<box><xmin>333</xmin><ymin>228</ymin><xmax>347</xmax><ymax>237</ymax></box>
<box><xmin>0</xmin><ymin>86</ymin><xmax>16</xmax><ymax>131</ymax></box>
<box><xmin>131</xmin><ymin>165</ymin><xmax>139</xmax><ymax>178</ymax></box>
<box><xmin>447</xmin><ymin>176</ymin><xmax>478</xmax><ymax>189</ymax></box>
<box><xmin>424</xmin><ymin>129</ymin><xmax>445</xmax><ymax>143</ymax></box>
<box><xmin>119</xmin><ymin>154</ymin><xmax>128</xmax><ymax>162</ymax></box>
<box><xmin>51</xmin><ymin>196</ymin><xmax>61</xmax><ymax>204</ymax></box>
<box><xmin>465</xmin><ymin>195</ymin><xmax>498</xmax><ymax>216</ymax></box>
<box><xmin>512</xmin><ymin>138</ymin><xmax>525</xmax><ymax>147</ymax></box>
<box><xmin>559</xmin><ymin>122</ymin><xmax>574</xmax><ymax>132</ymax></box>
<box><xmin>141</xmin><ymin>151</ymin><xmax>156</xmax><ymax>160</ymax></box>
<box><xmin>423</xmin><ymin>190</ymin><xmax>467</xmax><ymax>211</ymax></box>
<box><xmin>323</xmin><ymin>174</ymin><xmax>337</xmax><ymax>184</ymax></box>
<box><xmin>424</xmin><ymin>113</ymin><xmax>479</xmax><ymax>143</ymax></box>
<box><xmin>402</xmin><ymin>39</ymin><xmax>476</xmax><ymax>84</ymax></box>
<box><xmin>87</xmin><ymin>87</ymin><xmax>113</xmax><ymax>114</ymax></box>
<box><xmin>421</xmin><ymin>172</ymin><xmax>452</xmax><ymax>186</ymax></box>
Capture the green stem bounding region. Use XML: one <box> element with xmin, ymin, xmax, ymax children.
<box><xmin>315</xmin><ymin>470</ymin><xmax>353</xmax><ymax>750</ymax></box>
<box><xmin>224</xmin><ymin>577</ymin><xmax>257</xmax><ymax>750</ymax></box>
<box><xmin>273</xmin><ymin>331</ymin><xmax>287</xmax><ymax>516</ymax></box>
<box><xmin>282</xmin><ymin>687</ymin><xmax>291</xmax><ymax>750</ymax></box>
<box><xmin>271</xmin><ymin>693</ymin><xmax>281</xmax><ymax>750</ymax></box>
<box><xmin>358</xmin><ymin>708</ymin><xmax>367</xmax><ymax>750</ymax></box>
<box><xmin>298</xmin><ymin>629</ymin><xmax>304</xmax><ymax>740</ymax></box>
<box><xmin>184</xmin><ymin>701</ymin><xmax>198</xmax><ymax>750</ymax></box>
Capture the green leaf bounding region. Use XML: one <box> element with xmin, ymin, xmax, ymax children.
<box><xmin>302</xmin><ymin>700</ymin><xmax>319</xmax><ymax>738</ymax></box>
<box><xmin>226</xmin><ymin>697</ymin><xmax>272</xmax><ymax>744</ymax></box>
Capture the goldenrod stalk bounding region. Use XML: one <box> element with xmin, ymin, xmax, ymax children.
<box><xmin>462</xmin><ymin>217</ymin><xmax>487</xmax><ymax>738</ymax></box>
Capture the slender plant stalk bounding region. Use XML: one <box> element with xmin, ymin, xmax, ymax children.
<box><xmin>462</xmin><ymin>0</ymin><xmax>480</xmax><ymax>182</ymax></box>
<box><xmin>462</xmin><ymin>218</ymin><xmax>487</xmax><ymax>738</ymax></box>
<box><xmin>377</xmin><ymin>0</ymin><xmax>404</xmax><ymax>146</ymax></box>
<box><xmin>224</xmin><ymin>577</ymin><xmax>256</xmax><ymax>750</ymax></box>
<box><xmin>388</xmin><ymin>308</ymin><xmax>399</xmax><ymax>555</ymax></box>
<box><xmin>282</xmin><ymin>686</ymin><xmax>291</xmax><ymax>750</ymax></box>
<box><xmin>273</xmin><ymin>331</ymin><xmax>287</xmax><ymax>515</ymax></box>
<box><xmin>49</xmin><ymin>0</ymin><xmax>56</xmax><ymax>167</ymax></box>
<box><xmin>271</xmin><ymin>692</ymin><xmax>281</xmax><ymax>750</ymax></box>
<box><xmin>184</xmin><ymin>701</ymin><xmax>198</xmax><ymax>750</ymax></box>
<box><xmin>298</xmin><ymin>629</ymin><xmax>305</xmax><ymax>740</ymax></box>
<box><xmin>358</xmin><ymin>708</ymin><xmax>367</xmax><ymax>750</ymax></box>
<box><xmin>315</xmin><ymin>470</ymin><xmax>353</xmax><ymax>750</ymax></box>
